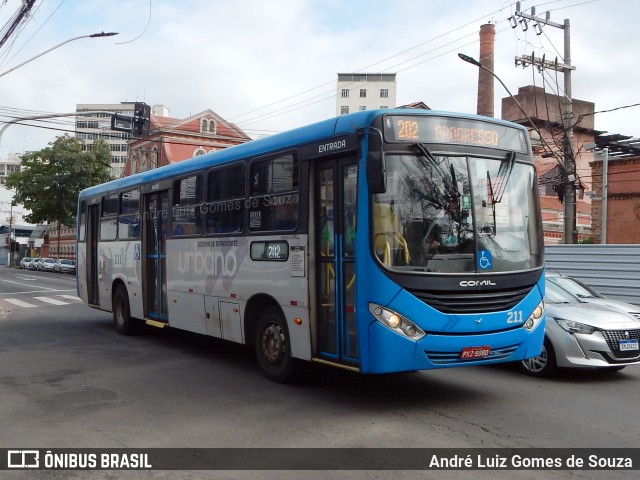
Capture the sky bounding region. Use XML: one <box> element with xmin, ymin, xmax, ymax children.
<box><xmin>0</xmin><ymin>0</ymin><xmax>639</xmax><ymax>159</ymax></box>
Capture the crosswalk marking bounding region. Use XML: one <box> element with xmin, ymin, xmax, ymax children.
<box><xmin>5</xmin><ymin>298</ymin><xmax>38</xmax><ymax>308</ymax></box>
<box><xmin>0</xmin><ymin>295</ymin><xmax>84</xmax><ymax>311</ymax></box>
<box><xmin>34</xmin><ymin>296</ymin><xmax>69</xmax><ymax>306</ymax></box>
<box><xmin>57</xmin><ymin>295</ymin><xmax>81</xmax><ymax>301</ymax></box>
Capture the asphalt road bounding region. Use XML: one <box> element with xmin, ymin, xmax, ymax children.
<box><xmin>1</xmin><ymin>266</ymin><xmax>638</xmax><ymax>480</ymax></box>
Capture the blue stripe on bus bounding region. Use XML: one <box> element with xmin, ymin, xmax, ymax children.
<box><xmin>78</xmin><ymin>109</ymin><xmax>529</xmax><ymax>200</ymax></box>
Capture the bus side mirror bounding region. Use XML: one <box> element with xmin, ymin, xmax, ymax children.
<box><xmin>367</xmin><ymin>129</ymin><xmax>386</xmax><ymax>194</ymax></box>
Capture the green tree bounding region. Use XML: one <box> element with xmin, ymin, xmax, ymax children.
<box><xmin>6</xmin><ymin>134</ymin><xmax>112</xmax><ymax>252</ymax></box>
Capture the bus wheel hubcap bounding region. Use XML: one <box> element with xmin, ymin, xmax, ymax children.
<box><xmin>262</xmin><ymin>324</ymin><xmax>284</xmax><ymax>364</ymax></box>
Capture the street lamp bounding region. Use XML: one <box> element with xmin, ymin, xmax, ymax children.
<box><xmin>459</xmin><ymin>52</ymin><xmax>577</xmax><ymax>244</ymax></box>
<box><xmin>0</xmin><ymin>32</ymin><xmax>118</xmax><ymax>78</ymax></box>
<box><xmin>458</xmin><ymin>53</ymin><xmax>544</xmax><ymax>141</ymax></box>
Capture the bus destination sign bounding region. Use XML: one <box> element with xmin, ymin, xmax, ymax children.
<box><xmin>384</xmin><ymin>115</ymin><xmax>527</xmax><ymax>152</ymax></box>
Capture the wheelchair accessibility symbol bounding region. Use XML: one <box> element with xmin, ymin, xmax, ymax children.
<box><xmin>478</xmin><ymin>250</ymin><xmax>492</xmax><ymax>270</ymax></box>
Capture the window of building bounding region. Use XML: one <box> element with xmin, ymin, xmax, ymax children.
<box><xmin>341</xmin><ymin>89</ymin><xmax>350</xmax><ymax>98</ymax></box>
<box><xmin>359</xmin><ymin>106</ymin><xmax>366</xmax><ymax>111</ymax></box>
<box><xmin>206</xmin><ymin>164</ymin><xmax>245</xmax><ymax>234</ymax></box>
<box><xmin>200</xmin><ymin>118</ymin><xmax>217</xmax><ymax>134</ymax></box>
<box><xmin>360</xmin><ymin>89</ymin><xmax>367</xmax><ymax>98</ymax></box>
<box><xmin>340</xmin><ymin>106</ymin><xmax>349</xmax><ymax>115</ymax></box>
<box><xmin>380</xmin><ymin>105</ymin><xmax>388</xmax><ymax>109</ymax></box>
<box><xmin>249</xmin><ymin>153</ymin><xmax>299</xmax><ymax>232</ymax></box>
<box><xmin>380</xmin><ymin>89</ymin><xmax>389</xmax><ymax>98</ymax></box>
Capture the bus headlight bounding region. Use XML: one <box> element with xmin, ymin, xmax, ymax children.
<box><xmin>369</xmin><ymin>303</ymin><xmax>426</xmax><ymax>340</ymax></box>
<box><xmin>523</xmin><ymin>301</ymin><xmax>544</xmax><ymax>331</ymax></box>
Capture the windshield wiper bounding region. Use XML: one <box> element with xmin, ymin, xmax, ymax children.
<box><xmin>413</xmin><ymin>143</ymin><xmax>459</xmax><ymax>199</ymax></box>
<box><xmin>490</xmin><ymin>150</ymin><xmax>517</xmax><ymax>204</ymax></box>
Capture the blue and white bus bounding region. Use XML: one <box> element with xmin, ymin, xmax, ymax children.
<box><xmin>77</xmin><ymin>109</ymin><xmax>545</xmax><ymax>382</ymax></box>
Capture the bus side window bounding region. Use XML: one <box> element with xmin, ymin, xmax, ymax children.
<box><xmin>119</xmin><ymin>189</ymin><xmax>140</xmax><ymax>239</ymax></box>
<box><xmin>100</xmin><ymin>193</ymin><xmax>118</xmax><ymax>241</ymax></box>
<box><xmin>172</xmin><ymin>175</ymin><xmax>203</xmax><ymax>236</ymax></box>
<box><xmin>206</xmin><ymin>164</ymin><xmax>245</xmax><ymax>234</ymax></box>
<box><xmin>248</xmin><ymin>154</ymin><xmax>299</xmax><ymax>232</ymax></box>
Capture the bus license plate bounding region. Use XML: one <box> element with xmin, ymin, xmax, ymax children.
<box><xmin>619</xmin><ymin>339</ymin><xmax>639</xmax><ymax>351</ymax></box>
<box><xmin>460</xmin><ymin>346</ymin><xmax>491</xmax><ymax>359</ymax></box>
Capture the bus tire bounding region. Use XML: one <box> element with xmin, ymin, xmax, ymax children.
<box><xmin>113</xmin><ymin>285</ymin><xmax>139</xmax><ymax>335</ymax></box>
<box><xmin>520</xmin><ymin>337</ymin><xmax>556</xmax><ymax>377</ymax></box>
<box><xmin>255</xmin><ymin>307</ymin><xmax>300</xmax><ymax>383</ymax></box>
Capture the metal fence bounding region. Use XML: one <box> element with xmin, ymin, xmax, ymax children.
<box><xmin>545</xmin><ymin>244</ymin><xmax>640</xmax><ymax>307</ymax></box>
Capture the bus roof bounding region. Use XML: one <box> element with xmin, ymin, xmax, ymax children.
<box><xmin>79</xmin><ymin>108</ymin><xmax>528</xmax><ymax>199</ymax></box>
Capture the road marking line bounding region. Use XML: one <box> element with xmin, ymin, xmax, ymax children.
<box><xmin>57</xmin><ymin>295</ymin><xmax>81</xmax><ymax>301</ymax></box>
<box><xmin>5</xmin><ymin>298</ymin><xmax>38</xmax><ymax>308</ymax></box>
<box><xmin>0</xmin><ymin>278</ymin><xmax>59</xmax><ymax>291</ymax></box>
<box><xmin>34</xmin><ymin>296</ymin><xmax>69</xmax><ymax>306</ymax></box>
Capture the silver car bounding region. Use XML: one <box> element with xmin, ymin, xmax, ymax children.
<box><xmin>19</xmin><ymin>257</ymin><xmax>33</xmax><ymax>269</ymax></box>
<box><xmin>29</xmin><ymin>258</ymin><xmax>43</xmax><ymax>270</ymax></box>
<box><xmin>38</xmin><ymin>258</ymin><xmax>56</xmax><ymax>272</ymax></box>
<box><xmin>521</xmin><ymin>279</ymin><xmax>640</xmax><ymax>377</ymax></box>
<box><xmin>546</xmin><ymin>272</ymin><xmax>640</xmax><ymax>321</ymax></box>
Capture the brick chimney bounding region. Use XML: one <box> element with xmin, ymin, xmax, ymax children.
<box><xmin>477</xmin><ymin>23</ymin><xmax>495</xmax><ymax>117</ymax></box>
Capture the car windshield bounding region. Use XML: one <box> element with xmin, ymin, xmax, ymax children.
<box><xmin>545</xmin><ymin>280</ymin><xmax>580</xmax><ymax>304</ymax></box>
<box><xmin>372</xmin><ymin>151</ymin><xmax>543</xmax><ymax>273</ymax></box>
<box><xmin>548</xmin><ymin>276</ymin><xmax>603</xmax><ymax>299</ymax></box>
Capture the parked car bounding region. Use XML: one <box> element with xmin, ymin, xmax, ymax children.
<box><xmin>38</xmin><ymin>258</ymin><xmax>56</xmax><ymax>272</ymax></box>
<box><xmin>520</xmin><ymin>279</ymin><xmax>640</xmax><ymax>377</ymax></box>
<box><xmin>53</xmin><ymin>259</ymin><xmax>76</xmax><ymax>274</ymax></box>
<box><xmin>29</xmin><ymin>258</ymin><xmax>43</xmax><ymax>270</ymax></box>
<box><xmin>546</xmin><ymin>272</ymin><xmax>640</xmax><ymax>320</ymax></box>
<box><xmin>19</xmin><ymin>257</ymin><xmax>33</xmax><ymax>269</ymax></box>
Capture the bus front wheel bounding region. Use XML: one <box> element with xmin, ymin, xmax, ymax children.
<box><xmin>113</xmin><ymin>285</ymin><xmax>139</xmax><ymax>335</ymax></box>
<box><xmin>520</xmin><ymin>337</ymin><xmax>556</xmax><ymax>377</ymax></box>
<box><xmin>255</xmin><ymin>307</ymin><xmax>299</xmax><ymax>383</ymax></box>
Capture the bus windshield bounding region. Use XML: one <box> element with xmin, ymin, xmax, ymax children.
<box><xmin>372</xmin><ymin>150</ymin><xmax>542</xmax><ymax>273</ymax></box>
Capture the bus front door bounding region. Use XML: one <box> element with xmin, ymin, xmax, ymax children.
<box><xmin>316</xmin><ymin>159</ymin><xmax>359</xmax><ymax>365</ymax></box>
<box><xmin>143</xmin><ymin>191</ymin><xmax>169</xmax><ymax>323</ymax></box>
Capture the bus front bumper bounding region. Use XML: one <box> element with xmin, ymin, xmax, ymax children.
<box><xmin>364</xmin><ymin>320</ymin><xmax>544</xmax><ymax>374</ymax></box>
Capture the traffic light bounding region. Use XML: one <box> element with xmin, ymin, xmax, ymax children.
<box><xmin>132</xmin><ymin>102</ymin><xmax>151</xmax><ymax>138</ymax></box>
<box><xmin>4</xmin><ymin>236</ymin><xmax>8</xmax><ymax>248</ymax></box>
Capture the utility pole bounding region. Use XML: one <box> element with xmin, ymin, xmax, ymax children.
<box><xmin>513</xmin><ymin>3</ymin><xmax>577</xmax><ymax>243</ymax></box>
<box><xmin>9</xmin><ymin>202</ymin><xmax>14</xmax><ymax>267</ymax></box>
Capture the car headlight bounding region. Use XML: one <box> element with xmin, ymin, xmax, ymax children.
<box><xmin>523</xmin><ymin>300</ymin><xmax>544</xmax><ymax>331</ymax></box>
<box><xmin>369</xmin><ymin>303</ymin><xmax>426</xmax><ymax>340</ymax></box>
<box><xmin>555</xmin><ymin>318</ymin><xmax>596</xmax><ymax>334</ymax></box>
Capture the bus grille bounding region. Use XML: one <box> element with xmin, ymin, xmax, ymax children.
<box><xmin>425</xmin><ymin>344</ymin><xmax>519</xmax><ymax>365</ymax></box>
<box><xmin>407</xmin><ymin>286</ymin><xmax>531</xmax><ymax>314</ymax></box>
<box><xmin>601</xmin><ymin>329</ymin><xmax>640</xmax><ymax>359</ymax></box>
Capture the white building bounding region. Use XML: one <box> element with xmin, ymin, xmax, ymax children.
<box><xmin>0</xmin><ymin>152</ymin><xmax>22</xmax><ymax>185</ymax></box>
<box><xmin>336</xmin><ymin>73</ymin><xmax>397</xmax><ymax>116</ymax></box>
<box><xmin>75</xmin><ymin>102</ymin><xmax>137</xmax><ymax>178</ymax></box>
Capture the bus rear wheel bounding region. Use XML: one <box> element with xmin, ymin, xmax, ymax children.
<box><xmin>255</xmin><ymin>307</ymin><xmax>299</xmax><ymax>383</ymax></box>
<box><xmin>113</xmin><ymin>285</ymin><xmax>139</xmax><ymax>335</ymax></box>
